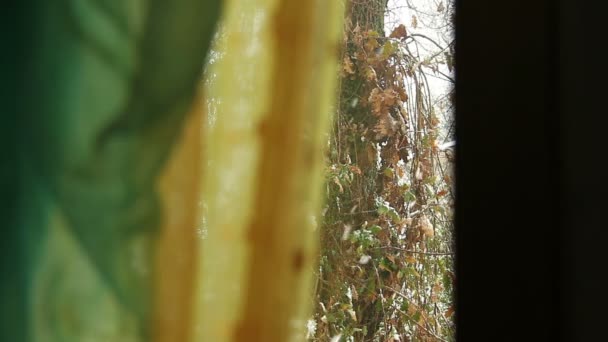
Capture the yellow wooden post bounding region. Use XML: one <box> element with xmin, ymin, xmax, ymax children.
<box><xmin>197</xmin><ymin>0</ymin><xmax>344</xmax><ymax>341</ymax></box>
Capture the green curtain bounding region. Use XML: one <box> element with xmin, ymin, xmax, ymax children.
<box><xmin>3</xmin><ymin>1</ymin><xmax>221</xmax><ymax>341</ymax></box>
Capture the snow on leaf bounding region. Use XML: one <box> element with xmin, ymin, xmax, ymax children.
<box><xmin>330</xmin><ymin>334</ymin><xmax>342</xmax><ymax>342</ymax></box>
<box><xmin>359</xmin><ymin>255</ymin><xmax>372</xmax><ymax>264</ymax></box>
<box><xmin>342</xmin><ymin>224</ymin><xmax>352</xmax><ymax>241</ymax></box>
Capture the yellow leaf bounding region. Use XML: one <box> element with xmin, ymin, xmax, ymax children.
<box><xmin>364</xmin><ymin>66</ymin><xmax>377</xmax><ymax>82</ymax></box>
<box><xmin>364</xmin><ymin>37</ymin><xmax>380</xmax><ymax>52</ymax></box>
<box><xmin>343</xmin><ymin>56</ymin><xmax>355</xmax><ymax>74</ymax></box>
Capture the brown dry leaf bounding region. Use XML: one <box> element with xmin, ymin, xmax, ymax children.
<box><xmin>368</xmin><ymin>88</ymin><xmax>383</xmax><ymax>115</ymax></box>
<box><xmin>389</xmin><ymin>24</ymin><xmax>407</xmax><ymax>40</ymax></box>
<box><xmin>383</xmin><ymin>88</ymin><xmax>398</xmax><ymax>106</ymax></box>
<box><xmin>405</xmin><ymin>255</ymin><xmax>416</xmax><ymax>263</ymax></box>
<box><xmin>354</xmin><ymin>51</ymin><xmax>366</xmax><ymax>61</ymax></box>
<box><xmin>343</xmin><ymin>56</ymin><xmax>355</xmax><ymax>74</ymax></box>
<box><xmin>437</xmin><ymin>1</ymin><xmax>445</xmax><ymax>12</ymax></box>
<box><xmin>411</xmin><ymin>15</ymin><xmax>418</xmax><ymax>29</ymax></box>
<box><xmin>374</xmin><ymin>116</ymin><xmax>397</xmax><ymax>140</ymax></box>
<box><xmin>396</xmin><ymin>87</ymin><xmax>409</xmax><ymax>102</ymax></box>
<box><xmin>430</xmin><ymin>115</ymin><xmax>440</xmax><ymax>127</ymax></box>
<box><xmin>349</xmin><ymin>165</ymin><xmax>362</xmax><ymax>175</ymax></box>
<box><xmin>419</xmin><ymin>214</ymin><xmax>434</xmax><ymax>237</ymax></box>
<box><xmin>445</xmin><ymin>306</ymin><xmax>455</xmax><ymax>318</ymax></box>
<box><xmin>396</xmin><ymin>164</ymin><xmax>406</xmax><ymax>178</ymax></box>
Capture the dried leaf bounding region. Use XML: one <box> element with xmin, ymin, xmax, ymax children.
<box><xmin>374</xmin><ymin>115</ymin><xmax>398</xmax><ymax>140</ymax></box>
<box><xmin>389</xmin><ymin>24</ymin><xmax>407</xmax><ymax>40</ymax></box>
<box><xmin>445</xmin><ymin>306</ymin><xmax>455</xmax><ymax>318</ymax></box>
<box><xmin>368</xmin><ymin>88</ymin><xmax>383</xmax><ymax>115</ymax></box>
<box><xmin>396</xmin><ymin>87</ymin><xmax>409</xmax><ymax>102</ymax></box>
<box><xmin>383</xmin><ymin>88</ymin><xmax>398</xmax><ymax>106</ymax></box>
<box><xmin>419</xmin><ymin>214</ymin><xmax>434</xmax><ymax>237</ymax></box>
<box><xmin>411</xmin><ymin>15</ymin><xmax>418</xmax><ymax>29</ymax></box>
<box><xmin>343</xmin><ymin>56</ymin><xmax>355</xmax><ymax>74</ymax></box>
<box><xmin>351</xmin><ymin>286</ymin><xmax>359</xmax><ymax>301</ymax></box>
<box><xmin>437</xmin><ymin>1</ymin><xmax>445</xmax><ymax>12</ymax></box>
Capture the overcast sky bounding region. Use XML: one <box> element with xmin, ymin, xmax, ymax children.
<box><xmin>385</xmin><ymin>0</ymin><xmax>454</xmax><ymax>141</ymax></box>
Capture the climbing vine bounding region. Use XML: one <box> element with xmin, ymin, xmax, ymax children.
<box><xmin>312</xmin><ymin>1</ymin><xmax>455</xmax><ymax>341</ymax></box>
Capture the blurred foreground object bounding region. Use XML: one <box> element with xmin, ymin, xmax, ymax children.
<box><xmin>197</xmin><ymin>0</ymin><xmax>344</xmax><ymax>341</ymax></box>
<box><xmin>2</xmin><ymin>0</ymin><xmax>220</xmax><ymax>341</ymax></box>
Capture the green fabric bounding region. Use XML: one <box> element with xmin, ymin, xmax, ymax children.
<box><xmin>2</xmin><ymin>1</ymin><xmax>221</xmax><ymax>340</ymax></box>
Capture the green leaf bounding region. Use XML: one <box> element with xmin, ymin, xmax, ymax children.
<box><xmin>403</xmin><ymin>191</ymin><xmax>416</xmax><ymax>202</ymax></box>
<box><xmin>412</xmin><ymin>311</ymin><xmax>421</xmax><ymax>322</ymax></box>
<box><xmin>383</xmin><ymin>167</ymin><xmax>394</xmax><ymax>178</ymax></box>
<box><xmin>387</xmin><ymin>209</ymin><xmax>401</xmax><ymax>222</ymax></box>
<box><xmin>377</xmin><ymin>204</ymin><xmax>389</xmax><ymax>215</ymax></box>
<box><xmin>369</xmin><ymin>225</ymin><xmax>382</xmax><ymax>234</ymax></box>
